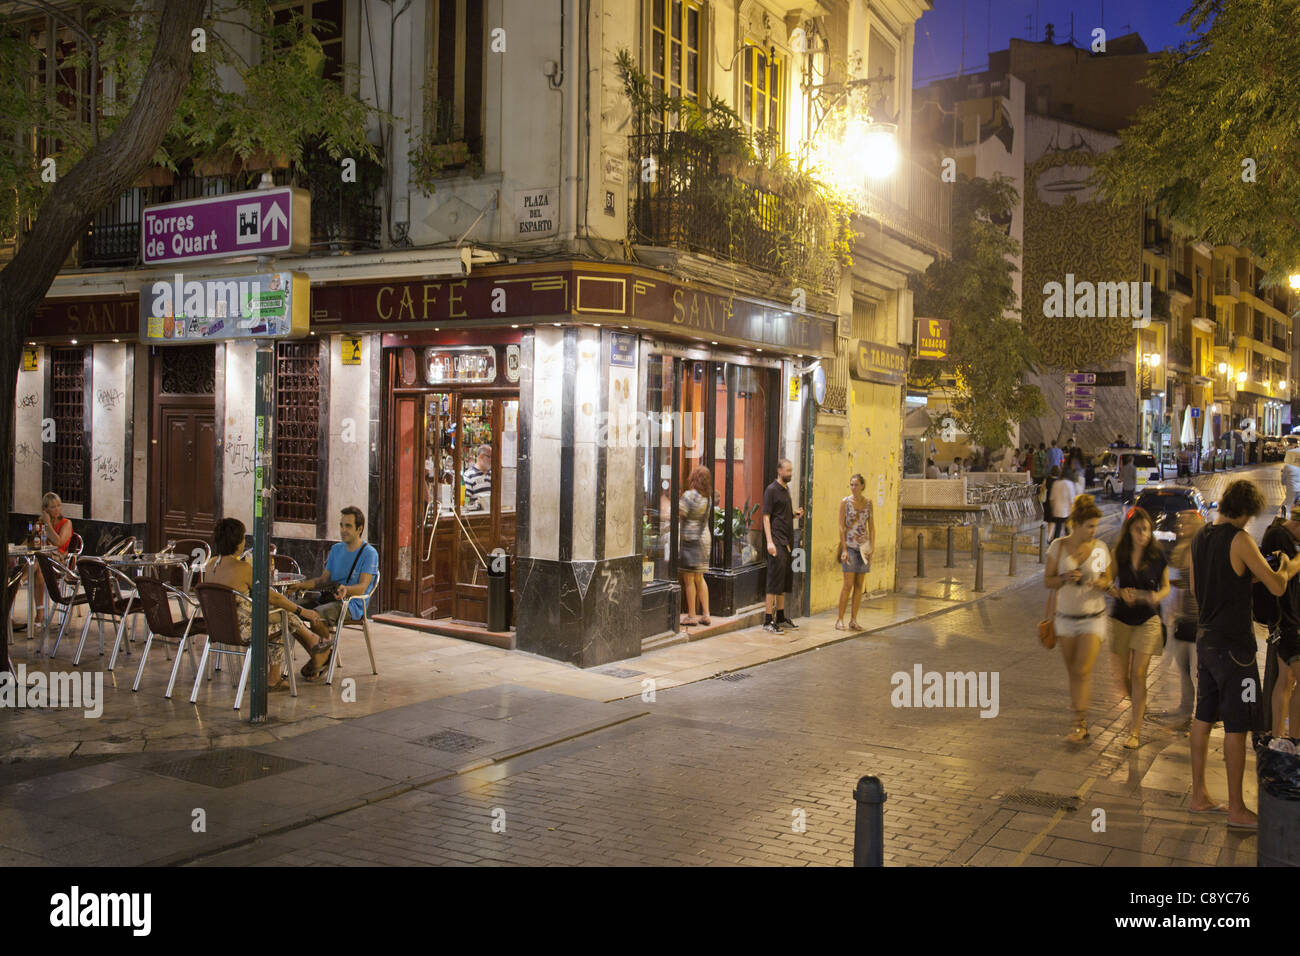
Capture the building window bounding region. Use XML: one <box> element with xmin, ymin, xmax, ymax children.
<box><xmin>426</xmin><ymin>0</ymin><xmax>486</xmax><ymax>156</ymax></box>
<box><xmin>741</xmin><ymin>44</ymin><xmax>782</xmax><ymax>142</ymax></box>
<box><xmin>650</xmin><ymin>0</ymin><xmax>702</xmax><ymax>127</ymax></box>
<box><xmin>867</xmin><ymin>26</ymin><xmax>899</xmax><ymax>117</ymax></box>
<box><xmin>274</xmin><ymin>341</ymin><xmax>321</xmax><ymax>523</ymax></box>
<box><xmin>273</xmin><ymin>1</ymin><xmax>344</xmax><ymax>82</ymax></box>
<box><xmin>50</xmin><ymin>347</ymin><xmax>86</xmax><ymax>506</ymax></box>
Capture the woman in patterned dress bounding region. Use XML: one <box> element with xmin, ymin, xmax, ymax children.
<box><xmin>836</xmin><ymin>474</ymin><xmax>875</xmax><ymax>631</ymax></box>
<box><xmin>678</xmin><ymin>466</ymin><xmax>713</xmax><ymax>628</ymax></box>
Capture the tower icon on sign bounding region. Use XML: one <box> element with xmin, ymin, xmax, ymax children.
<box><xmin>236</xmin><ymin>202</ymin><xmax>261</xmax><ymax>244</ymax></box>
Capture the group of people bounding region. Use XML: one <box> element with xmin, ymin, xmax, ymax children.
<box><xmin>924</xmin><ymin>457</ymin><xmax>975</xmax><ymax>479</ymax></box>
<box><xmin>1021</xmin><ymin>438</ymin><xmax>1088</xmax><ymax>487</ymax></box>
<box><xmin>1045</xmin><ymin>479</ymin><xmax>1300</xmax><ymax>829</ymax></box>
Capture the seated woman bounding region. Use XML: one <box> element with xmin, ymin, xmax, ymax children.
<box><xmin>30</xmin><ymin>492</ymin><xmax>74</xmax><ymax>626</ymax></box>
<box><xmin>204</xmin><ymin>518</ymin><xmax>334</xmax><ymax>690</ymax></box>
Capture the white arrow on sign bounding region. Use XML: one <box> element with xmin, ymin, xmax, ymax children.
<box><xmin>263</xmin><ymin>201</ymin><xmax>288</xmax><ymax>241</ymax></box>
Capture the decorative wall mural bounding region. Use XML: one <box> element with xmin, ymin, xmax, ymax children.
<box><xmin>1023</xmin><ymin>147</ymin><xmax>1140</xmax><ymax>370</ymax></box>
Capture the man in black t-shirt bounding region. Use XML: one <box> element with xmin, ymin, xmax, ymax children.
<box><xmin>1261</xmin><ymin>507</ymin><xmax>1300</xmax><ymax>735</ymax></box>
<box><xmin>762</xmin><ymin>458</ymin><xmax>804</xmax><ymax>634</ymax></box>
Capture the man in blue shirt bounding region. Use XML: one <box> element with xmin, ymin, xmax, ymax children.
<box><xmin>1047</xmin><ymin>439</ymin><xmax>1064</xmax><ymax>471</ymax></box>
<box><xmin>284</xmin><ymin>506</ymin><xmax>378</xmax><ymax>649</ymax></box>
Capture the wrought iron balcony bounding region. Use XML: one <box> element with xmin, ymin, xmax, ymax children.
<box><xmin>1169</xmin><ymin>341</ymin><xmax>1192</xmax><ymax>369</ymax></box>
<box><xmin>858</xmin><ymin>158</ymin><xmax>952</xmax><ymax>259</ymax></box>
<box><xmin>1172</xmin><ymin>271</ymin><xmax>1193</xmax><ymax>297</ymax></box>
<box><xmin>78</xmin><ymin>165</ymin><xmax>382</xmax><ymax>267</ymax></box>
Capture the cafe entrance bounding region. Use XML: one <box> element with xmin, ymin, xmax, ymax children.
<box><xmin>384</xmin><ymin>344</ymin><xmax>519</xmax><ymax>627</ymax></box>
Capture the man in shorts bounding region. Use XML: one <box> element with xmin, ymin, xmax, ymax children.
<box><xmin>1263</xmin><ymin>505</ymin><xmax>1300</xmax><ymax>735</ymax></box>
<box><xmin>1190</xmin><ymin>479</ymin><xmax>1299</xmax><ymax>828</ymax></box>
<box><xmin>762</xmin><ymin>458</ymin><xmax>804</xmax><ymax>634</ymax></box>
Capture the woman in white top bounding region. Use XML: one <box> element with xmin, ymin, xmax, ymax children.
<box><xmin>1048</xmin><ymin>468</ymin><xmax>1076</xmax><ymax>542</ymax></box>
<box><xmin>1043</xmin><ymin>493</ymin><xmax>1113</xmax><ymax>742</ymax></box>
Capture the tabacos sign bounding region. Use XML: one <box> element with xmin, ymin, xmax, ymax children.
<box><xmin>139</xmin><ymin>271</ymin><xmax>309</xmax><ymax>344</ymax></box>
<box><xmin>915</xmin><ymin>318</ymin><xmax>950</xmax><ymax>360</ymax></box>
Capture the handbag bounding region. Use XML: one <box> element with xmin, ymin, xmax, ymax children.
<box><xmin>1037</xmin><ymin>586</ymin><xmax>1058</xmax><ymax>649</ymax></box>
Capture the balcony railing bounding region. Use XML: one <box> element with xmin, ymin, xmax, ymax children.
<box><xmin>78</xmin><ymin>167</ymin><xmax>381</xmax><ymax>267</ymax></box>
<box><xmin>859</xmin><ymin>158</ymin><xmax>952</xmax><ymax>259</ymax></box>
<box><xmin>1214</xmin><ymin>277</ymin><xmax>1240</xmax><ymax>298</ymax></box>
<box><xmin>1172</xmin><ymin>271</ymin><xmax>1193</xmax><ymax>297</ymax></box>
<box><xmin>1274</xmin><ymin>335</ymin><xmax>1288</xmax><ymax>353</ymax></box>
<box><xmin>628</xmin><ymin>130</ymin><xmax>847</xmax><ymax>292</ymax></box>
<box><xmin>1169</xmin><ymin>341</ymin><xmax>1192</xmax><ymax>369</ymax></box>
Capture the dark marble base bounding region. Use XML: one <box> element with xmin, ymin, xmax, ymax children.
<box><xmin>515</xmin><ymin>554</ymin><xmax>643</xmax><ymax>668</ymax></box>
<box><xmin>640</xmin><ymin>581</ymin><xmax>680</xmax><ymax>641</ymax></box>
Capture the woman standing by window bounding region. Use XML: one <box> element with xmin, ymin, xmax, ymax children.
<box><xmin>1107</xmin><ymin>507</ymin><xmax>1170</xmax><ymax>749</ymax></box>
<box><xmin>678</xmin><ymin>466</ymin><xmax>713</xmax><ymax>628</ymax></box>
<box><xmin>1044</xmin><ymin>494</ymin><xmax>1112</xmax><ymax>742</ymax></box>
<box><xmin>836</xmin><ymin>474</ymin><xmax>874</xmax><ymax>631</ymax></box>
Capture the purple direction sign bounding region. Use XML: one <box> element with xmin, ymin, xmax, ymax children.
<box><xmin>141</xmin><ymin>187</ymin><xmax>310</xmax><ymax>265</ymax></box>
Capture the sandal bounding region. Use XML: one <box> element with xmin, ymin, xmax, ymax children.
<box><xmin>680</xmin><ymin>617</ymin><xmax>699</xmax><ymax>627</ymax></box>
<box><xmin>835</xmin><ymin>620</ymin><xmax>847</xmax><ymax>631</ymax></box>
<box><xmin>1124</xmin><ymin>733</ymin><xmax>1141</xmax><ymax>750</ymax></box>
<box><xmin>1065</xmin><ymin>720</ymin><xmax>1089</xmax><ymax>743</ymax></box>
<box><xmin>699</xmin><ymin>617</ymin><xmax>711</xmax><ymax>626</ymax></box>
<box><xmin>848</xmin><ymin>620</ymin><xmax>862</xmax><ymax>630</ymax></box>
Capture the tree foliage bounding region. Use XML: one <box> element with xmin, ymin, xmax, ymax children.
<box><xmin>909</xmin><ymin>174</ymin><xmax>1045</xmax><ymax>451</ymax></box>
<box><xmin>1093</xmin><ymin>0</ymin><xmax>1300</xmax><ymax>282</ymax></box>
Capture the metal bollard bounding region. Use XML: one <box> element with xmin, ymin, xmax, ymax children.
<box><xmin>946</xmin><ymin>525</ymin><xmax>955</xmax><ymax>568</ymax></box>
<box><xmin>975</xmin><ymin>544</ymin><xmax>985</xmax><ymax>592</ymax></box>
<box><xmin>1009</xmin><ymin>533</ymin><xmax>1018</xmax><ymax>575</ymax></box>
<box><xmin>1038</xmin><ymin>525</ymin><xmax>1046</xmax><ymax>564</ymax></box>
<box><xmin>916</xmin><ymin>533</ymin><xmax>925</xmax><ymax>578</ymax></box>
<box><xmin>853</xmin><ymin>775</ymin><xmax>887</xmax><ymax>867</ymax></box>
<box><xmin>971</xmin><ymin>524</ymin><xmax>980</xmax><ymax>561</ymax></box>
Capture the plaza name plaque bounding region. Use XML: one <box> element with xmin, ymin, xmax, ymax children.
<box><xmin>140</xmin><ymin>271</ymin><xmax>309</xmax><ymax>344</ymax></box>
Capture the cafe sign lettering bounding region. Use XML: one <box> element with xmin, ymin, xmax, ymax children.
<box><xmin>850</xmin><ymin>340</ymin><xmax>907</xmax><ymax>385</ymax></box>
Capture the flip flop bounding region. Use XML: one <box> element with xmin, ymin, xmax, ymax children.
<box><xmin>835</xmin><ymin>621</ymin><xmax>847</xmax><ymax>631</ymax></box>
<box><xmin>1226</xmin><ymin>819</ymin><xmax>1258</xmax><ymax>830</ymax></box>
<box><xmin>1189</xmin><ymin>803</ymin><xmax>1227</xmax><ymax>814</ymax></box>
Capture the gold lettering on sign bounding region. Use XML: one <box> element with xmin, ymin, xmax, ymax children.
<box><xmin>66</xmin><ymin>305</ymin><xmax>81</xmax><ymax>333</ymax></box>
<box><xmin>448</xmin><ymin>279</ymin><xmax>468</xmax><ymax>319</ymax></box>
<box><xmin>397</xmin><ymin>286</ymin><xmax>416</xmax><ymax>322</ymax></box>
<box><xmin>376</xmin><ymin>286</ymin><xmax>394</xmax><ymax>321</ymax></box>
<box><xmin>672</xmin><ymin>288</ymin><xmax>685</xmax><ymax>324</ymax></box>
<box><xmin>422</xmin><ymin>283</ymin><xmax>440</xmax><ymax>320</ymax></box>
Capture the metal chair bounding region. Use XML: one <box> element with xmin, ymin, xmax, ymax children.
<box><xmin>272</xmin><ymin>553</ymin><xmax>302</xmax><ymax>576</ymax></box>
<box><xmin>4</xmin><ymin>568</ymin><xmax>22</xmax><ymax>673</ymax></box>
<box><xmin>103</xmin><ymin>536</ymin><xmax>136</xmax><ymax>557</ymax></box>
<box><xmin>324</xmin><ymin>571</ymin><xmax>380</xmax><ymax>685</ymax></box>
<box><xmin>131</xmin><ymin>577</ymin><xmax>207</xmax><ymax>696</ymax></box>
<box><xmin>66</xmin><ymin>533</ymin><xmax>84</xmax><ymax>568</ymax></box>
<box><xmin>73</xmin><ymin>558</ymin><xmax>144</xmax><ymax>669</ymax></box>
<box><xmin>34</xmin><ymin>552</ymin><xmax>89</xmax><ymax>658</ymax></box>
<box><xmin>192</xmin><ymin>583</ymin><xmax>295</xmax><ymax>709</ymax></box>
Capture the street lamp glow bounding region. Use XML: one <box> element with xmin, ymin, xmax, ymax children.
<box><xmin>1290</xmin><ymin>273</ymin><xmax>1300</xmax><ymax>291</ymax></box>
<box><xmin>860</xmin><ymin>121</ymin><xmax>900</xmax><ymax>180</ymax></box>
<box><xmin>1217</xmin><ymin>362</ymin><xmax>1228</xmax><ymax>375</ymax></box>
<box><xmin>1145</xmin><ymin>353</ymin><xmax>1160</xmax><ymax>367</ymax></box>
<box><xmin>1237</xmin><ymin>371</ymin><xmax>1248</xmax><ymax>385</ymax></box>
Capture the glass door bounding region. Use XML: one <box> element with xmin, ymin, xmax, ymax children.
<box><xmin>421</xmin><ymin>392</ymin><xmax>454</xmax><ymax>617</ymax></box>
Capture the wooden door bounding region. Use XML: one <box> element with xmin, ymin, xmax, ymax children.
<box><xmin>149</xmin><ymin>347</ymin><xmax>217</xmax><ymax>550</ymax></box>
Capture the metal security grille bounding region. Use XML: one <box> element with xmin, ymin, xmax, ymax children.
<box><xmin>275</xmin><ymin>341</ymin><xmax>321</xmax><ymax>524</ymax></box>
<box><xmin>49</xmin><ymin>347</ymin><xmax>85</xmax><ymax>504</ymax></box>
<box><xmin>150</xmin><ymin>750</ymin><xmax>308</xmax><ymax>789</ymax></box>
<box><xmin>998</xmin><ymin>788</ymin><xmax>1081</xmax><ymax>812</ymax></box>
<box><xmin>415</xmin><ymin>729</ymin><xmax>490</xmax><ymax>753</ymax></box>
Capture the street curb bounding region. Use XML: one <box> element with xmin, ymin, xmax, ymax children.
<box><xmin>153</xmin><ymin>709</ymin><xmax>650</xmax><ymax>867</ymax></box>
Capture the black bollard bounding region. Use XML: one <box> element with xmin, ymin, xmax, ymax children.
<box><xmin>853</xmin><ymin>775</ymin><xmax>887</xmax><ymax>867</ymax></box>
<box><xmin>946</xmin><ymin>525</ymin><xmax>955</xmax><ymax>568</ymax></box>
<box><xmin>1009</xmin><ymin>533</ymin><xmax>1018</xmax><ymax>575</ymax></box>
<box><xmin>1038</xmin><ymin>525</ymin><xmax>1046</xmax><ymax>564</ymax></box>
<box><xmin>975</xmin><ymin>543</ymin><xmax>985</xmax><ymax>592</ymax></box>
<box><xmin>916</xmin><ymin>533</ymin><xmax>925</xmax><ymax>578</ymax></box>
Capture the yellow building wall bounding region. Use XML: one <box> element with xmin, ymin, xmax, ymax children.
<box><xmin>809</xmin><ymin>379</ymin><xmax>901</xmax><ymax>613</ymax></box>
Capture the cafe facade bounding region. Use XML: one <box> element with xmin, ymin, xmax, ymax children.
<box><xmin>13</xmin><ymin>257</ymin><xmax>835</xmax><ymax>667</ymax></box>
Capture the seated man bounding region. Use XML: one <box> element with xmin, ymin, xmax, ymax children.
<box><xmin>283</xmin><ymin>506</ymin><xmax>378</xmax><ymax>659</ymax></box>
<box><xmin>462</xmin><ymin>444</ymin><xmax>493</xmax><ymax>511</ymax></box>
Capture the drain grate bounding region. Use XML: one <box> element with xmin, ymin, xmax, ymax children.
<box><xmin>415</xmin><ymin>729</ymin><xmax>491</xmax><ymax>754</ymax></box>
<box><xmin>999</xmin><ymin>788</ymin><xmax>1081</xmax><ymax>812</ymax></box>
<box><xmin>150</xmin><ymin>750</ymin><xmax>308</xmax><ymax>789</ymax></box>
<box><xmin>596</xmin><ymin>667</ymin><xmax>644</xmax><ymax>679</ymax></box>
<box><xmin>714</xmin><ymin>672</ymin><xmax>751</xmax><ymax>682</ymax></box>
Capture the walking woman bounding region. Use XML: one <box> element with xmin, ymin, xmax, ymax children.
<box><xmin>1044</xmin><ymin>494</ymin><xmax>1113</xmax><ymax>742</ymax></box>
<box><xmin>1048</xmin><ymin>465</ymin><xmax>1076</xmax><ymax>542</ymax></box>
<box><xmin>836</xmin><ymin>473</ymin><xmax>875</xmax><ymax>630</ymax></box>
<box><xmin>678</xmin><ymin>466</ymin><xmax>713</xmax><ymax>627</ymax></box>
<box><xmin>1107</xmin><ymin>507</ymin><xmax>1170</xmax><ymax>749</ymax></box>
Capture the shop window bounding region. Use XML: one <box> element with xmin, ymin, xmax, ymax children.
<box><xmin>273</xmin><ymin>0</ymin><xmax>344</xmax><ymax>83</ymax></box>
<box><xmin>50</xmin><ymin>347</ymin><xmax>86</xmax><ymax>506</ymax></box>
<box><xmin>649</xmin><ymin>0</ymin><xmax>703</xmax><ymax>130</ymax></box>
<box><xmin>729</xmin><ymin>365</ymin><xmax>771</xmax><ymax>566</ymax></box>
<box><xmin>741</xmin><ymin>44</ymin><xmax>782</xmax><ymax>143</ymax></box>
<box><xmin>643</xmin><ymin>354</ymin><xmax>675</xmax><ymax>582</ymax></box>
<box><xmin>426</xmin><ymin>0</ymin><xmax>485</xmax><ymax>156</ymax></box>
<box><xmin>274</xmin><ymin>341</ymin><xmax>321</xmax><ymax>524</ymax></box>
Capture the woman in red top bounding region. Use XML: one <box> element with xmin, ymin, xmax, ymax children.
<box><xmin>31</xmin><ymin>492</ymin><xmax>73</xmax><ymax>624</ymax></box>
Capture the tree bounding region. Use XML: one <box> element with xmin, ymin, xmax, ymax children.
<box><xmin>908</xmin><ymin>174</ymin><xmax>1045</xmax><ymax>452</ymax></box>
<box><xmin>1093</xmin><ymin>0</ymin><xmax>1300</xmax><ymax>282</ymax></box>
<box><xmin>0</xmin><ymin>1</ymin><xmax>378</xmax><ymax>674</ymax></box>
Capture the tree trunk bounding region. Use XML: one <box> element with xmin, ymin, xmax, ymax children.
<box><xmin>0</xmin><ymin>0</ymin><xmax>208</xmax><ymax>676</ymax></box>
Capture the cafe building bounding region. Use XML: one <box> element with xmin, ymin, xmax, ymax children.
<box><xmin>14</xmin><ymin>257</ymin><xmax>835</xmax><ymax>668</ymax></box>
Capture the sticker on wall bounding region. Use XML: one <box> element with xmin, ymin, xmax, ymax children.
<box><xmin>22</xmin><ymin>347</ymin><xmax>39</xmax><ymax>372</ymax></box>
<box><xmin>505</xmin><ymin>344</ymin><xmax>521</xmax><ymax>382</ymax></box>
<box><xmin>789</xmin><ymin>376</ymin><xmax>800</xmax><ymax>401</ymax></box>
<box><xmin>341</xmin><ymin>336</ymin><xmax>362</xmax><ymax>365</ymax></box>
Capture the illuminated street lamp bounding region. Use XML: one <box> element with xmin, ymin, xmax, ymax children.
<box><xmin>1290</xmin><ymin>273</ymin><xmax>1300</xmax><ymax>291</ymax></box>
<box><xmin>1217</xmin><ymin>362</ymin><xmax>1228</xmax><ymax>375</ymax></box>
<box><xmin>1237</xmin><ymin>370</ymin><xmax>1248</xmax><ymax>386</ymax></box>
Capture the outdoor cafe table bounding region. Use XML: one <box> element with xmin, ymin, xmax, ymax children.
<box><xmin>104</xmin><ymin>552</ymin><xmax>196</xmax><ymax>594</ymax></box>
<box><xmin>6</xmin><ymin>544</ymin><xmax>58</xmax><ymax>645</ymax></box>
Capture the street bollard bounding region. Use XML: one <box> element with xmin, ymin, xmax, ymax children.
<box><xmin>1009</xmin><ymin>533</ymin><xmax>1018</xmax><ymax>575</ymax></box>
<box><xmin>946</xmin><ymin>525</ymin><xmax>955</xmax><ymax>568</ymax></box>
<box><xmin>975</xmin><ymin>543</ymin><xmax>985</xmax><ymax>592</ymax></box>
<box><xmin>971</xmin><ymin>524</ymin><xmax>980</xmax><ymax>561</ymax></box>
<box><xmin>916</xmin><ymin>533</ymin><xmax>925</xmax><ymax>578</ymax></box>
<box><xmin>1038</xmin><ymin>525</ymin><xmax>1046</xmax><ymax>564</ymax></box>
<box><xmin>852</xmin><ymin>775</ymin><xmax>887</xmax><ymax>867</ymax></box>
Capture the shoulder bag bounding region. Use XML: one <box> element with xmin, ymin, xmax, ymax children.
<box><xmin>1038</xmin><ymin>538</ymin><xmax>1058</xmax><ymax>648</ymax></box>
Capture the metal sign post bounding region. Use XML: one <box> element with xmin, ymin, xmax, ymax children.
<box><xmin>250</xmin><ymin>345</ymin><xmax>275</xmax><ymax>722</ymax></box>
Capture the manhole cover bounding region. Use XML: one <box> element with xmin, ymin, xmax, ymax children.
<box><xmin>714</xmin><ymin>672</ymin><xmax>751</xmax><ymax>682</ymax></box>
<box><xmin>999</xmin><ymin>788</ymin><xmax>1081</xmax><ymax>812</ymax></box>
<box><xmin>415</xmin><ymin>729</ymin><xmax>490</xmax><ymax>753</ymax></box>
<box><xmin>596</xmin><ymin>667</ymin><xmax>644</xmax><ymax>679</ymax></box>
<box><xmin>149</xmin><ymin>750</ymin><xmax>308</xmax><ymax>789</ymax></box>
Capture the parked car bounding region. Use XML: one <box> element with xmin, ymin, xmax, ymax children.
<box><xmin>1262</xmin><ymin>436</ymin><xmax>1287</xmax><ymax>461</ymax></box>
<box><xmin>1094</xmin><ymin>448</ymin><xmax>1161</xmax><ymax>498</ymax></box>
<box><xmin>1132</xmin><ymin>486</ymin><xmax>1216</xmax><ymax>559</ymax></box>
